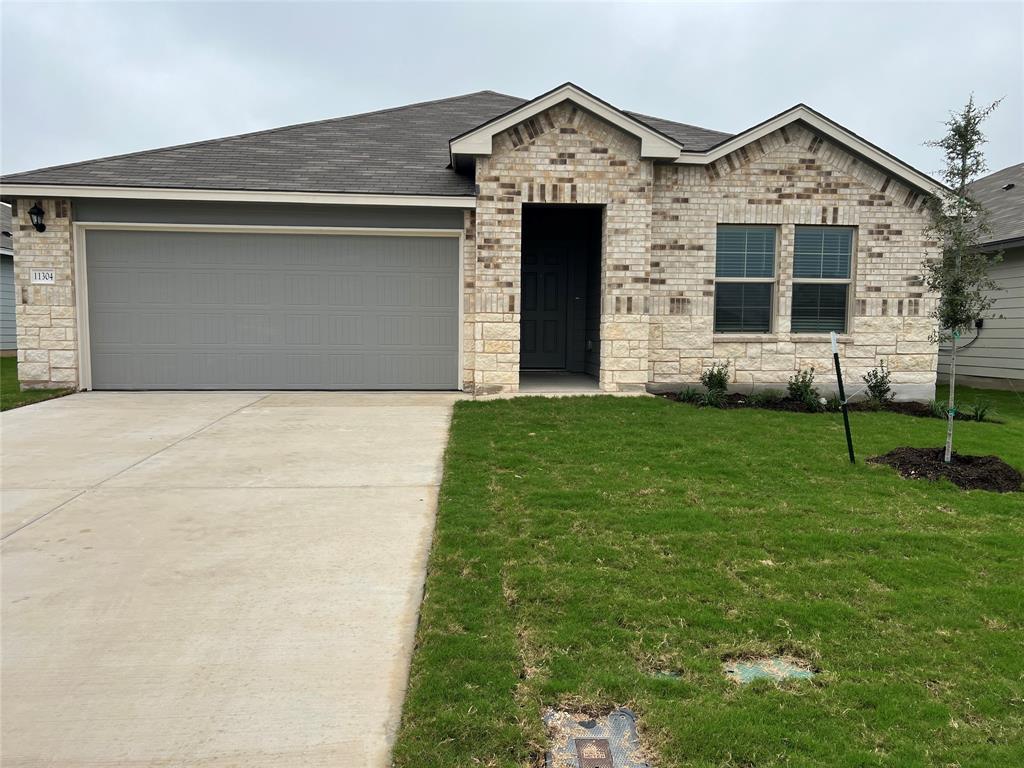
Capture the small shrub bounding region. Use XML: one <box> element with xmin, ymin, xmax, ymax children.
<box><xmin>825</xmin><ymin>394</ymin><xmax>844</xmax><ymax>412</ymax></box>
<box><xmin>787</xmin><ymin>368</ymin><xmax>820</xmax><ymax>410</ymax></box>
<box><xmin>863</xmin><ymin>362</ymin><xmax>895</xmax><ymax>405</ymax></box>
<box><xmin>700</xmin><ymin>362</ymin><xmax>730</xmax><ymax>393</ymax></box>
<box><xmin>964</xmin><ymin>399</ymin><xmax>992</xmax><ymax>422</ymax></box>
<box><xmin>748</xmin><ymin>388</ymin><xmax>785</xmax><ymax>407</ymax></box>
<box><xmin>928</xmin><ymin>399</ymin><xmax>950</xmax><ymax>419</ymax></box>
<box><xmin>700</xmin><ymin>388</ymin><xmax>727</xmax><ymax>408</ymax></box>
<box><xmin>678</xmin><ymin>386</ymin><xmax>702</xmax><ymax>404</ymax></box>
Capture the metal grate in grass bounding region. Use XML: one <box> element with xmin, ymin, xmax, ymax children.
<box><xmin>544</xmin><ymin>708</ymin><xmax>650</xmax><ymax>768</ymax></box>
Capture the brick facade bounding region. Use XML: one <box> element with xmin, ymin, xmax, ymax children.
<box><xmin>10</xmin><ymin>198</ymin><xmax>79</xmax><ymax>389</ymax></box>
<box><xmin>647</xmin><ymin>123</ymin><xmax>939</xmax><ymax>396</ymax></box>
<box><xmin>461</xmin><ymin>109</ymin><xmax>939</xmax><ymax>397</ymax></box>
<box><xmin>466</xmin><ymin>103</ymin><xmax>656</xmax><ymax>393</ymax></box>
<box><xmin>10</xmin><ymin>105</ymin><xmax>940</xmax><ymax>398</ymax></box>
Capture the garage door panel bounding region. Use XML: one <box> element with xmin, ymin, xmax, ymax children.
<box><xmin>378</xmin><ymin>314</ymin><xmax>456</xmax><ymax>348</ymax></box>
<box><xmin>86</xmin><ymin>230</ymin><xmax>458</xmax><ymax>390</ymax></box>
<box><xmin>91</xmin><ymin>311</ymin><xmax>133</xmax><ymax>344</ymax></box>
<box><xmin>192</xmin><ymin>353</ymin><xmax>231</xmax><ymax>387</ymax></box>
<box><xmin>322</xmin><ymin>274</ymin><xmax>367</xmax><ymax>307</ymax></box>
<box><xmin>88</xmin><ymin>271</ymin><xmax>132</xmax><ymax>304</ymax></box>
<box><xmin>380</xmin><ymin>353</ymin><xmax>456</xmax><ymax>388</ymax></box>
<box><xmin>190</xmin><ymin>314</ymin><xmax>230</xmax><ymax>345</ymax></box>
<box><xmin>377</xmin><ymin>275</ymin><xmax>456</xmax><ymax>308</ymax></box>
<box><xmin>134</xmin><ymin>312</ymin><xmax>181</xmax><ymax>345</ymax></box>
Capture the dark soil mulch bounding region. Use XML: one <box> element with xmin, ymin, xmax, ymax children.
<box><xmin>868</xmin><ymin>446</ymin><xmax>1023</xmax><ymax>492</ymax></box>
<box><xmin>662</xmin><ymin>392</ymin><xmax>979</xmax><ymax>420</ymax></box>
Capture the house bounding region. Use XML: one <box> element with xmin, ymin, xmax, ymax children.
<box><xmin>1</xmin><ymin>204</ymin><xmax>14</xmax><ymax>355</ymax></box>
<box><xmin>0</xmin><ymin>83</ymin><xmax>944</xmax><ymax>396</ymax></box>
<box><xmin>937</xmin><ymin>162</ymin><xmax>1023</xmax><ymax>389</ymax></box>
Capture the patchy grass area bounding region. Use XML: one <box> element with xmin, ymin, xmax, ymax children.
<box><xmin>394</xmin><ymin>386</ymin><xmax>1024</xmax><ymax>768</ymax></box>
<box><xmin>0</xmin><ymin>357</ymin><xmax>72</xmax><ymax>411</ymax></box>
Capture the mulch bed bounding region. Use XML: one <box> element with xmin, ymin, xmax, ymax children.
<box><xmin>662</xmin><ymin>392</ymin><xmax>978</xmax><ymax>420</ymax></box>
<box><xmin>868</xmin><ymin>446</ymin><xmax>1023</xmax><ymax>492</ymax></box>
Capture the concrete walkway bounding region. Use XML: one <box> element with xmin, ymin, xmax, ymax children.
<box><xmin>1</xmin><ymin>391</ymin><xmax>457</xmax><ymax>767</ymax></box>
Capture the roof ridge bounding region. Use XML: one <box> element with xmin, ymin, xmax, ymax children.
<box><xmin>2</xmin><ymin>90</ymin><xmax>524</xmax><ymax>180</ymax></box>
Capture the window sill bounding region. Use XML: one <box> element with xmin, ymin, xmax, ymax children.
<box><xmin>790</xmin><ymin>333</ymin><xmax>853</xmax><ymax>343</ymax></box>
<box><xmin>713</xmin><ymin>333</ymin><xmax>778</xmax><ymax>342</ymax></box>
<box><xmin>712</xmin><ymin>333</ymin><xmax>853</xmax><ymax>343</ymax></box>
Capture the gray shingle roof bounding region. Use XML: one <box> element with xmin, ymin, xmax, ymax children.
<box><xmin>0</xmin><ymin>91</ymin><xmax>733</xmax><ymax>197</ymax></box>
<box><xmin>622</xmin><ymin>111</ymin><xmax>732</xmax><ymax>150</ymax></box>
<box><xmin>969</xmin><ymin>162</ymin><xmax>1024</xmax><ymax>247</ymax></box>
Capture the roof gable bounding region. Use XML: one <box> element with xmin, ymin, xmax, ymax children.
<box><xmin>449</xmin><ymin>83</ymin><xmax>685</xmax><ymax>161</ymax></box>
<box><xmin>675</xmin><ymin>104</ymin><xmax>948</xmax><ymax>196</ymax></box>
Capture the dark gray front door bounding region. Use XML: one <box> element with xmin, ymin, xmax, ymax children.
<box><xmin>521</xmin><ymin>243</ymin><xmax>568</xmax><ymax>369</ymax></box>
<box><xmin>85</xmin><ymin>229</ymin><xmax>459</xmax><ymax>390</ymax></box>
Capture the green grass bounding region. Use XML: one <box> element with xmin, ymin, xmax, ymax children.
<box><xmin>394</xmin><ymin>386</ymin><xmax>1024</xmax><ymax>768</ymax></box>
<box><xmin>0</xmin><ymin>356</ymin><xmax>72</xmax><ymax>411</ymax></box>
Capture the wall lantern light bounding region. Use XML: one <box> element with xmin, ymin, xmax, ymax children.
<box><xmin>28</xmin><ymin>202</ymin><xmax>46</xmax><ymax>233</ymax></box>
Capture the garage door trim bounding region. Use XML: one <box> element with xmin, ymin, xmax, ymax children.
<box><xmin>72</xmin><ymin>221</ymin><xmax>465</xmax><ymax>391</ymax></box>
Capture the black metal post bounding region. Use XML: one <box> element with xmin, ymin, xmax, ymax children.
<box><xmin>833</xmin><ymin>346</ymin><xmax>855</xmax><ymax>464</ymax></box>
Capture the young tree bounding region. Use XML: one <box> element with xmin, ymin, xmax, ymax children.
<box><xmin>924</xmin><ymin>96</ymin><xmax>1002</xmax><ymax>463</ymax></box>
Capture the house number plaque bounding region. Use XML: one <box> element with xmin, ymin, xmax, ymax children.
<box><xmin>30</xmin><ymin>269</ymin><xmax>56</xmax><ymax>285</ymax></box>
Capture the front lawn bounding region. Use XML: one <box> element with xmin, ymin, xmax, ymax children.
<box><xmin>394</xmin><ymin>386</ymin><xmax>1024</xmax><ymax>767</ymax></box>
<box><xmin>0</xmin><ymin>356</ymin><xmax>72</xmax><ymax>411</ymax></box>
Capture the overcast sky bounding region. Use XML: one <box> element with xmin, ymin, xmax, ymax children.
<box><xmin>1</xmin><ymin>1</ymin><xmax>1021</xmax><ymax>179</ymax></box>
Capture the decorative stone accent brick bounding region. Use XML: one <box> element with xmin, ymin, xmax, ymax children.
<box><xmin>11</xmin><ymin>198</ymin><xmax>78</xmax><ymax>389</ymax></box>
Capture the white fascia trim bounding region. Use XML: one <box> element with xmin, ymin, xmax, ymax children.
<box><xmin>675</xmin><ymin>106</ymin><xmax>945</xmax><ymax>195</ymax></box>
<box><xmin>2</xmin><ymin>184</ymin><xmax>476</xmax><ymax>208</ymax></box>
<box><xmin>73</xmin><ymin>221</ymin><xmax>464</xmax><ymax>237</ymax></box>
<box><xmin>449</xmin><ymin>84</ymin><xmax>683</xmax><ymax>159</ymax></box>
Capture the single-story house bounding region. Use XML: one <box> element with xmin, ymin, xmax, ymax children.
<box><xmin>1</xmin><ymin>203</ymin><xmax>15</xmax><ymax>355</ymax></box>
<box><xmin>1</xmin><ymin>83</ymin><xmax>944</xmax><ymax>396</ymax></box>
<box><xmin>937</xmin><ymin>162</ymin><xmax>1023</xmax><ymax>388</ymax></box>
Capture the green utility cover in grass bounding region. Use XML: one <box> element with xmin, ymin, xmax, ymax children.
<box><xmin>723</xmin><ymin>657</ymin><xmax>816</xmax><ymax>684</ymax></box>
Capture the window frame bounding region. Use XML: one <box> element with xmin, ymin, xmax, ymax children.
<box><xmin>713</xmin><ymin>224</ymin><xmax>779</xmax><ymax>335</ymax></box>
<box><xmin>790</xmin><ymin>225</ymin><xmax>856</xmax><ymax>335</ymax></box>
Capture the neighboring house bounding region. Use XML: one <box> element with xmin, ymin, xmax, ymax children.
<box><xmin>937</xmin><ymin>163</ymin><xmax>1024</xmax><ymax>389</ymax></box>
<box><xmin>0</xmin><ymin>83</ymin><xmax>943</xmax><ymax>396</ymax></box>
<box><xmin>1</xmin><ymin>203</ymin><xmax>15</xmax><ymax>355</ymax></box>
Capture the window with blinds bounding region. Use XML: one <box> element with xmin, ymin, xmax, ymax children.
<box><xmin>791</xmin><ymin>227</ymin><xmax>854</xmax><ymax>333</ymax></box>
<box><xmin>714</xmin><ymin>226</ymin><xmax>776</xmax><ymax>333</ymax></box>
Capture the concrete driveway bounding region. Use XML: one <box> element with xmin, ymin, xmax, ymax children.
<box><xmin>1</xmin><ymin>391</ymin><xmax>457</xmax><ymax>767</ymax></box>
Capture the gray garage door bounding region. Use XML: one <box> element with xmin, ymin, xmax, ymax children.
<box><xmin>86</xmin><ymin>229</ymin><xmax>459</xmax><ymax>390</ymax></box>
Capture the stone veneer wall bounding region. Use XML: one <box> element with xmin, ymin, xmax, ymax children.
<box><xmin>649</xmin><ymin>124</ymin><xmax>940</xmax><ymax>397</ymax></box>
<box><xmin>467</xmin><ymin>102</ymin><xmax>655</xmax><ymax>393</ymax></box>
<box><xmin>11</xmin><ymin>198</ymin><xmax>79</xmax><ymax>389</ymax></box>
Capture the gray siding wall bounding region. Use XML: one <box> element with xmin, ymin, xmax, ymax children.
<box><xmin>938</xmin><ymin>247</ymin><xmax>1024</xmax><ymax>382</ymax></box>
<box><xmin>1</xmin><ymin>253</ymin><xmax>15</xmax><ymax>351</ymax></box>
<box><xmin>72</xmin><ymin>199</ymin><xmax>466</xmax><ymax>230</ymax></box>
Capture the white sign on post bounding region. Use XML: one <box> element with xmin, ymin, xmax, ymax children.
<box><xmin>30</xmin><ymin>269</ymin><xmax>56</xmax><ymax>285</ymax></box>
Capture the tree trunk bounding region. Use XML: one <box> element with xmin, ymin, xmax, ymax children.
<box><xmin>944</xmin><ymin>334</ymin><xmax>957</xmax><ymax>463</ymax></box>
